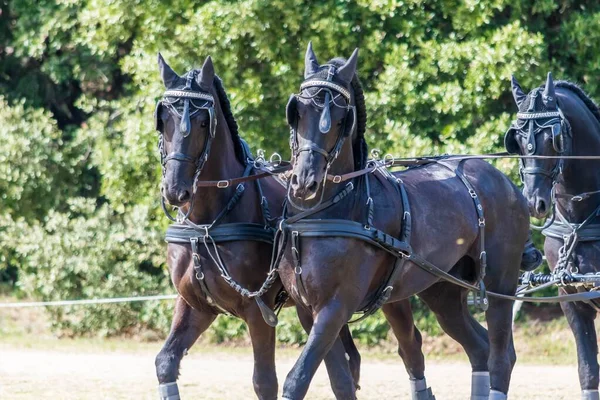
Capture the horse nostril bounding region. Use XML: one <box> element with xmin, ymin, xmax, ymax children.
<box><xmin>307</xmin><ymin>180</ymin><xmax>318</xmax><ymax>194</ymax></box>
<box><xmin>291</xmin><ymin>174</ymin><xmax>299</xmax><ymax>187</ymax></box>
<box><xmin>536</xmin><ymin>199</ymin><xmax>547</xmax><ymax>214</ymax></box>
<box><xmin>177</xmin><ymin>190</ymin><xmax>191</xmax><ymax>203</ymax></box>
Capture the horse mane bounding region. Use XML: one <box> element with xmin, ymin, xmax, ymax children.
<box><xmin>315</xmin><ymin>57</ymin><xmax>368</xmax><ymax>170</ymax></box>
<box><xmin>552</xmin><ymin>81</ymin><xmax>600</xmax><ymax>126</ymax></box>
<box><xmin>213</xmin><ymin>74</ymin><xmax>247</xmax><ymax>165</ymax></box>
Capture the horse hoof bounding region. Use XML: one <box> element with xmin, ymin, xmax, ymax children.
<box><xmin>158</xmin><ymin>382</ymin><xmax>180</xmax><ymax>400</ymax></box>
<box><xmin>582</xmin><ymin>390</ymin><xmax>600</xmax><ymax>400</ymax></box>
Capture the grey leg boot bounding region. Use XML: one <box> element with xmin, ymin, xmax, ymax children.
<box><xmin>489</xmin><ymin>389</ymin><xmax>507</xmax><ymax>400</ymax></box>
<box><xmin>471</xmin><ymin>371</ymin><xmax>490</xmax><ymax>400</ymax></box>
<box><xmin>410</xmin><ymin>378</ymin><xmax>436</xmax><ymax>400</ymax></box>
<box><xmin>158</xmin><ymin>382</ymin><xmax>180</xmax><ymax>400</ymax></box>
<box><xmin>582</xmin><ymin>390</ymin><xmax>600</xmax><ymax>400</ymax></box>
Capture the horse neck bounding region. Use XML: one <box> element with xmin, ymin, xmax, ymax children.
<box><xmin>186</xmin><ymin>110</ymin><xmax>259</xmax><ymax>225</ymax></box>
<box><xmin>556</xmin><ymin>102</ymin><xmax>600</xmax><ymax>221</ymax></box>
<box><xmin>321</xmin><ymin>137</ymin><xmax>356</xmax><ymax>199</ymax></box>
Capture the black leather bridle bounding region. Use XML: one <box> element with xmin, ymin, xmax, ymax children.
<box><xmin>505</xmin><ymin>89</ymin><xmax>571</xmax><ymax>185</ymax></box>
<box><xmin>286</xmin><ymin>65</ymin><xmax>356</xmax><ymax>209</ymax></box>
<box><xmin>155</xmin><ymin>71</ymin><xmax>217</xmax><ymax>222</ymax></box>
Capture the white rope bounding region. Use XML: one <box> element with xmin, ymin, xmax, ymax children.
<box><xmin>0</xmin><ymin>294</ymin><xmax>178</xmax><ymax>308</ymax></box>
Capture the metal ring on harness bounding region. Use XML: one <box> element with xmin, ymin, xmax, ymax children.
<box><xmin>269</xmin><ymin>152</ymin><xmax>282</xmax><ymax>166</ymax></box>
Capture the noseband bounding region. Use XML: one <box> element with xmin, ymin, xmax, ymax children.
<box><xmin>156</xmin><ymin>71</ymin><xmax>218</xmax><ymax>222</ymax></box>
<box><xmin>287</xmin><ymin>65</ymin><xmax>356</xmax><ymax>209</ymax></box>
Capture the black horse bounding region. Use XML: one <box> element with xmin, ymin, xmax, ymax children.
<box><xmin>506</xmin><ymin>74</ymin><xmax>600</xmax><ymax>400</ymax></box>
<box><xmin>153</xmin><ymin>54</ymin><xmax>361</xmax><ymax>400</ymax></box>
<box><xmin>278</xmin><ymin>44</ymin><xmax>533</xmax><ymax>400</ymax></box>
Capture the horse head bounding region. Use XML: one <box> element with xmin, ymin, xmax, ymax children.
<box><xmin>287</xmin><ymin>43</ymin><xmax>360</xmax><ymax>202</ymax></box>
<box><xmin>504</xmin><ymin>72</ymin><xmax>570</xmax><ymax>218</ymax></box>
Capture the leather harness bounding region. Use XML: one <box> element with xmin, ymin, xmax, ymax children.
<box><xmin>157</xmin><ymin>81</ymin><xmax>291</xmax><ymax>325</ymax></box>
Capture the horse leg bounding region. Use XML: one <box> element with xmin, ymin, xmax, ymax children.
<box><xmin>244</xmin><ymin>303</ymin><xmax>278</xmax><ymax>400</ymax></box>
<box><xmin>282</xmin><ymin>300</ymin><xmax>353</xmax><ymax>400</ymax></box>
<box><xmin>484</xmin><ymin>295</ymin><xmax>517</xmax><ymax>400</ymax></box>
<box><xmin>382</xmin><ymin>300</ymin><xmax>435</xmax><ymax>400</ymax></box>
<box><xmin>155</xmin><ymin>297</ymin><xmax>217</xmax><ymax>400</ymax></box>
<box><xmin>338</xmin><ymin>322</ymin><xmax>361</xmax><ymax>390</ymax></box>
<box><xmin>560</xmin><ymin>299</ymin><xmax>599</xmax><ymax>400</ymax></box>
<box><xmin>420</xmin><ymin>284</ymin><xmax>490</xmax><ymax>400</ymax></box>
<box><xmin>296</xmin><ymin>305</ymin><xmax>359</xmax><ymax>398</ymax></box>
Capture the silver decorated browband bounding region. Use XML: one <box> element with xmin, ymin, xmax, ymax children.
<box><xmin>517</xmin><ymin>111</ymin><xmax>561</xmax><ymax>120</ymax></box>
<box><xmin>300</xmin><ymin>80</ymin><xmax>351</xmax><ymax>101</ymax></box>
<box><xmin>163</xmin><ymin>90</ymin><xmax>214</xmax><ymax>102</ymax></box>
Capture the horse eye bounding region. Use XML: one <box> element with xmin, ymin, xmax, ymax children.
<box><xmin>337</xmin><ymin>120</ymin><xmax>343</xmax><ymax>127</ymax></box>
<box><xmin>200</xmin><ymin>121</ymin><xmax>208</xmax><ymax>128</ymax></box>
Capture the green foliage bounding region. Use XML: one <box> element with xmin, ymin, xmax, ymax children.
<box><xmin>2</xmin><ymin>0</ymin><xmax>600</xmax><ymax>341</ymax></box>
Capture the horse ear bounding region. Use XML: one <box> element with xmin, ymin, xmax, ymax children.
<box><xmin>511</xmin><ymin>75</ymin><xmax>527</xmax><ymax>109</ymax></box>
<box><xmin>337</xmin><ymin>48</ymin><xmax>359</xmax><ymax>84</ymax></box>
<box><xmin>304</xmin><ymin>42</ymin><xmax>320</xmax><ymax>78</ymax></box>
<box><xmin>542</xmin><ymin>72</ymin><xmax>557</xmax><ymax>109</ymax></box>
<box><xmin>158</xmin><ymin>53</ymin><xmax>179</xmax><ymax>88</ymax></box>
<box><xmin>197</xmin><ymin>56</ymin><xmax>215</xmax><ymax>91</ymax></box>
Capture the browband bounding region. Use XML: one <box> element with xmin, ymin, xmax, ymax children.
<box><xmin>300</xmin><ymin>80</ymin><xmax>351</xmax><ymax>101</ymax></box>
<box><xmin>517</xmin><ymin>111</ymin><xmax>561</xmax><ymax>120</ymax></box>
<box><xmin>163</xmin><ymin>90</ymin><xmax>215</xmax><ymax>102</ymax></box>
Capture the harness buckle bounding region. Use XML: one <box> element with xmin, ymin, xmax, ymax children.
<box><xmin>217</xmin><ymin>180</ymin><xmax>230</xmax><ymax>189</ymax></box>
<box><xmin>469</xmin><ymin>189</ymin><xmax>477</xmax><ymax>198</ymax></box>
<box><xmin>478</xmin><ymin>217</ymin><xmax>486</xmax><ymax>227</ymax></box>
<box><xmin>332</xmin><ymin>175</ymin><xmax>342</xmax><ymax>184</ymax></box>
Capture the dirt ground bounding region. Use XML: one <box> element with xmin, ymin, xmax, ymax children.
<box><xmin>0</xmin><ymin>343</ymin><xmax>581</xmax><ymax>400</ymax></box>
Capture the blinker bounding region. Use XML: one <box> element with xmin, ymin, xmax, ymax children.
<box><xmin>552</xmin><ymin>123</ymin><xmax>561</xmax><ymax>137</ymax></box>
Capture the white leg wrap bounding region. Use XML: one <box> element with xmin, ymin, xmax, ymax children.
<box><xmin>471</xmin><ymin>371</ymin><xmax>490</xmax><ymax>400</ymax></box>
<box><xmin>489</xmin><ymin>389</ymin><xmax>507</xmax><ymax>400</ymax></box>
<box><xmin>582</xmin><ymin>390</ymin><xmax>600</xmax><ymax>400</ymax></box>
<box><xmin>410</xmin><ymin>378</ymin><xmax>436</xmax><ymax>400</ymax></box>
<box><xmin>158</xmin><ymin>382</ymin><xmax>180</xmax><ymax>400</ymax></box>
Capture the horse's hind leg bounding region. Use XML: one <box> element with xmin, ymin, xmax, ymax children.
<box><xmin>155</xmin><ymin>296</ymin><xmax>217</xmax><ymax>399</ymax></box>
<box><xmin>245</xmin><ymin>303</ymin><xmax>278</xmax><ymax>400</ymax></box>
<box><xmin>382</xmin><ymin>300</ymin><xmax>435</xmax><ymax>400</ymax></box>
<box><xmin>560</xmin><ymin>298</ymin><xmax>599</xmax><ymax>399</ymax></box>
<box><xmin>420</xmin><ymin>284</ymin><xmax>490</xmax><ymax>400</ymax></box>
<box><xmin>296</xmin><ymin>306</ymin><xmax>359</xmax><ymax>398</ymax></box>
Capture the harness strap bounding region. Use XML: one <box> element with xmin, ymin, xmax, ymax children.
<box><xmin>408</xmin><ymin>251</ymin><xmax>600</xmax><ymax>303</ymax></box>
<box><xmin>285</xmin><ymin>182</ymin><xmax>355</xmax><ymax>224</ymax></box>
<box><xmin>555</xmin><ymin>189</ymin><xmax>600</xmax><ymax>202</ymax></box>
<box><xmin>194</xmin><ymin>162</ymin><xmax>292</xmax><ymax>188</ymax></box>
<box><xmin>437</xmin><ymin>160</ymin><xmax>489</xmax><ymax>310</ymax></box>
<box><xmin>189</xmin><ymin>238</ymin><xmax>230</xmax><ymax>315</ymax></box>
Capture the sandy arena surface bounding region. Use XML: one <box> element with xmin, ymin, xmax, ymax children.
<box><xmin>0</xmin><ymin>345</ymin><xmax>581</xmax><ymax>399</ymax></box>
